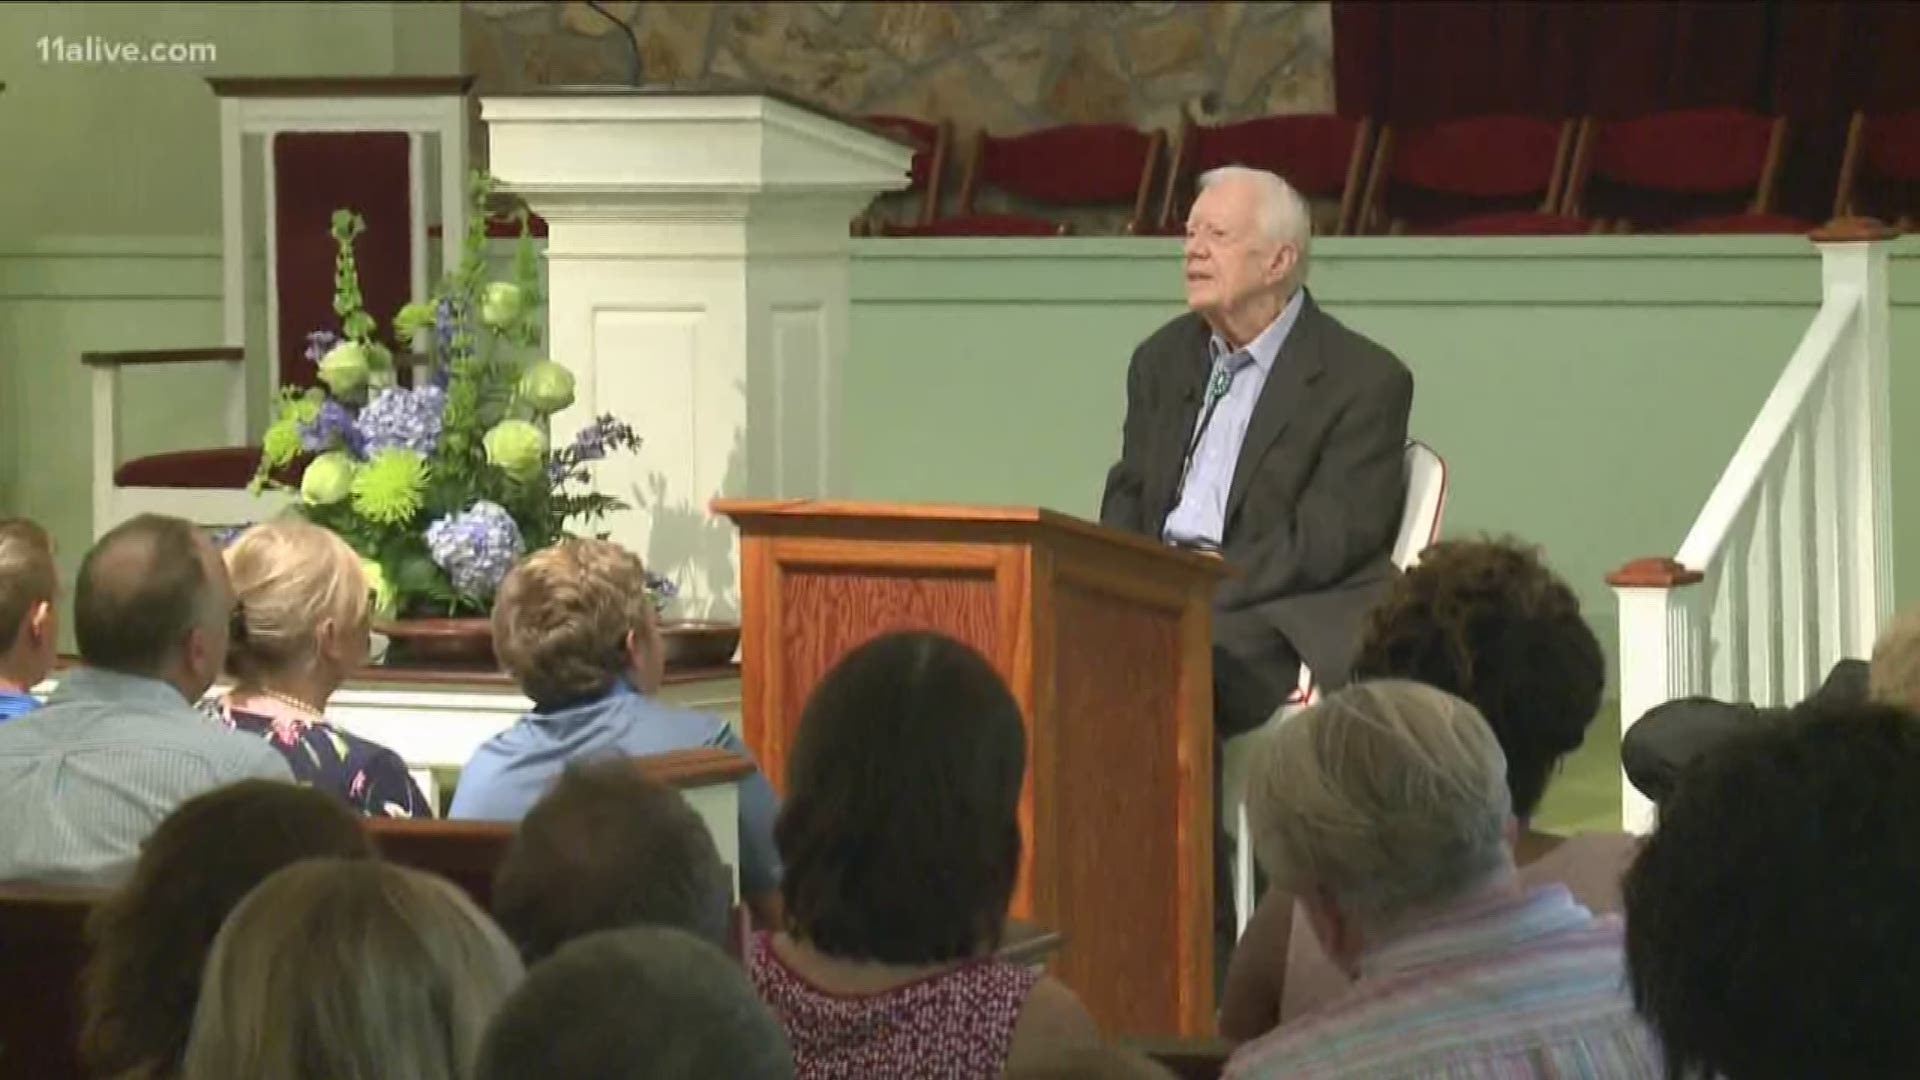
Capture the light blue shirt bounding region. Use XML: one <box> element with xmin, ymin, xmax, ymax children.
<box><xmin>449</xmin><ymin>677</ymin><xmax>784</xmax><ymax>898</ymax></box>
<box><xmin>1163</xmin><ymin>290</ymin><xmax>1305</xmax><ymax>547</ymax></box>
<box><xmin>0</xmin><ymin>666</ymin><xmax>293</xmax><ymax>885</ymax></box>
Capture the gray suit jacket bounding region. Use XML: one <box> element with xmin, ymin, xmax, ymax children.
<box><xmin>1098</xmin><ymin>294</ymin><xmax>1414</xmax><ymax>691</ymax></box>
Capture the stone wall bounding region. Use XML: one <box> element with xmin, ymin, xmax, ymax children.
<box><xmin>465</xmin><ymin>2</ymin><xmax>1334</xmax><ymax>230</ymax></box>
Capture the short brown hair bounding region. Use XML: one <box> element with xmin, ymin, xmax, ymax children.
<box><xmin>0</xmin><ymin>518</ymin><xmax>56</xmax><ymax>654</ymax></box>
<box><xmin>80</xmin><ymin>781</ymin><xmax>375</xmax><ymax>1080</ymax></box>
<box><xmin>492</xmin><ymin>539</ymin><xmax>654</xmax><ymax>708</ymax></box>
<box><xmin>492</xmin><ymin>761</ymin><xmax>731</xmax><ymax>964</ymax></box>
<box><xmin>778</xmin><ymin>631</ymin><xmax>1026</xmax><ymax>964</ymax></box>
<box><xmin>74</xmin><ymin>514</ymin><xmax>219</xmax><ymax>676</ymax></box>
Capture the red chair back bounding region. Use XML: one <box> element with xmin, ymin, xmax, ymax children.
<box><xmin>863</xmin><ymin>114</ymin><xmax>949</xmax><ymax>226</ymax></box>
<box><xmin>1363</xmin><ymin>115</ymin><xmax>1584</xmax><ymax>235</ymax></box>
<box><xmin>1162</xmin><ymin>114</ymin><xmax>1372</xmax><ymax>235</ymax></box>
<box><xmin>951</xmin><ymin>123</ymin><xmax>1165</xmax><ymax>234</ymax></box>
<box><xmin>1836</xmin><ymin>110</ymin><xmax>1920</xmax><ymax>225</ymax></box>
<box><xmin>1570</xmin><ymin>108</ymin><xmax>1802</xmax><ymax>232</ymax></box>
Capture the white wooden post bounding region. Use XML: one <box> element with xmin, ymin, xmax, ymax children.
<box><xmin>1609</xmin><ymin>558</ymin><xmax>1706</xmax><ymax>834</ymax></box>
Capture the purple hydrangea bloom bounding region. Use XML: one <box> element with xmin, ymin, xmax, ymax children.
<box><xmin>356</xmin><ymin>385</ymin><xmax>446</xmax><ymax>456</ymax></box>
<box><xmin>304</xmin><ymin>330</ymin><xmax>340</xmax><ymax>364</ymax></box>
<box><xmin>299</xmin><ymin>399</ymin><xmax>368</xmax><ymax>458</ymax></box>
<box><xmin>426</xmin><ymin>501</ymin><xmax>524</xmax><ymax>599</ymax></box>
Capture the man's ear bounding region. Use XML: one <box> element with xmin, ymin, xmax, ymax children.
<box><xmin>1268</xmin><ymin>242</ymin><xmax>1298</xmax><ymax>289</ymax></box>
<box><xmin>27</xmin><ymin>599</ymin><xmax>53</xmax><ymax>643</ymax></box>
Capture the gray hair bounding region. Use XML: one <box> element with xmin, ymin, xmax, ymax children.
<box><xmin>1870</xmin><ymin>604</ymin><xmax>1920</xmax><ymax>710</ymax></box>
<box><xmin>182</xmin><ymin>859</ymin><xmax>525</xmax><ymax>1080</ymax></box>
<box><xmin>1247</xmin><ymin>680</ymin><xmax>1513</xmax><ymax>931</ymax></box>
<box><xmin>1196</xmin><ymin>165</ymin><xmax>1313</xmax><ymax>290</ymax></box>
<box><xmin>476</xmin><ymin>926</ymin><xmax>795</xmax><ymax>1080</ymax></box>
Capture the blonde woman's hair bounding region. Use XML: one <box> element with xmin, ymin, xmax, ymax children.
<box><xmin>181</xmin><ymin>858</ymin><xmax>525</xmax><ymax>1080</ymax></box>
<box><xmin>491</xmin><ymin>538</ymin><xmax>655</xmax><ymax>708</ymax></box>
<box><xmin>1247</xmin><ymin>680</ymin><xmax>1513</xmax><ymax>931</ymax></box>
<box><xmin>223</xmin><ymin>516</ymin><xmax>370</xmax><ymax>682</ymax></box>
<box><xmin>1869</xmin><ymin>605</ymin><xmax>1920</xmax><ymax>711</ymax></box>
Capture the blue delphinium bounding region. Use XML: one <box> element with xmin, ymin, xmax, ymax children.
<box><xmin>299</xmin><ymin>399</ymin><xmax>368</xmax><ymax>458</ymax></box>
<box><xmin>426</xmin><ymin>501</ymin><xmax>525</xmax><ymax>599</ymax></box>
<box><xmin>303</xmin><ymin>330</ymin><xmax>340</xmax><ymax>364</ymax></box>
<box><xmin>357</xmin><ymin>386</ymin><xmax>447</xmax><ymax>456</ymax></box>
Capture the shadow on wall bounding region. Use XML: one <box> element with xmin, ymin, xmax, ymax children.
<box><xmin>643</xmin><ymin>409</ymin><xmax>747</xmax><ymax>622</ymax></box>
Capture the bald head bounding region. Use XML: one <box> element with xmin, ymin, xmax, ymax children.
<box><xmin>75</xmin><ymin>515</ymin><xmax>232</xmax><ymax>696</ymax></box>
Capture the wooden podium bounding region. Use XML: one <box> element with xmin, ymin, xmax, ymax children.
<box><xmin>713</xmin><ymin>499</ymin><xmax>1230</xmax><ymax>1037</ymax></box>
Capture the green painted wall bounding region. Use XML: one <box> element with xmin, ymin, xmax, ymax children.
<box><xmin>844</xmin><ymin>235</ymin><xmax>1920</xmax><ymax>674</ymax></box>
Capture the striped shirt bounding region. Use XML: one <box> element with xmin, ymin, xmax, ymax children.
<box><xmin>1226</xmin><ymin>884</ymin><xmax>1662</xmax><ymax>1080</ymax></box>
<box><xmin>0</xmin><ymin>666</ymin><xmax>291</xmax><ymax>886</ymax></box>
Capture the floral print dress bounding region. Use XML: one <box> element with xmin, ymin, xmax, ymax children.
<box><xmin>204</xmin><ymin>694</ymin><xmax>432</xmax><ymax>818</ymax></box>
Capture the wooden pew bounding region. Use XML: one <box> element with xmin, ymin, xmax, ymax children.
<box><xmin>0</xmin><ymin>884</ymin><xmax>105</xmax><ymax>1080</ymax></box>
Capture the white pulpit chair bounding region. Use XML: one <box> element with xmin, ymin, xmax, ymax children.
<box><xmin>89</xmin><ymin>77</ymin><xmax>472</xmax><ymax>538</ymax></box>
<box><xmin>1229</xmin><ymin>439</ymin><xmax>1449</xmax><ymax>936</ymax></box>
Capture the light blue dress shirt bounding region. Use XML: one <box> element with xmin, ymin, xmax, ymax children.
<box><xmin>1163</xmin><ymin>290</ymin><xmax>1305</xmax><ymax>547</ymax></box>
<box><xmin>449</xmin><ymin>677</ymin><xmax>784</xmax><ymax>898</ymax></box>
<box><xmin>0</xmin><ymin>666</ymin><xmax>293</xmax><ymax>885</ymax></box>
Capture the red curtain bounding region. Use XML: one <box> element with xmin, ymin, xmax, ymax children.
<box><xmin>1334</xmin><ymin>0</ymin><xmax>1920</xmax><ymax>221</ymax></box>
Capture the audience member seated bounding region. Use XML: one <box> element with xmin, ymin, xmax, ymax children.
<box><xmin>202</xmin><ymin>517</ymin><xmax>430</xmax><ymax>817</ymax></box>
<box><xmin>1221</xmin><ymin>538</ymin><xmax>1635</xmax><ymax>1038</ymax></box>
<box><xmin>0</xmin><ymin>517</ymin><xmax>58</xmax><ymax>721</ymax></box>
<box><xmin>1620</xmin><ymin>602</ymin><xmax>1920</xmax><ymax>804</ymax></box>
<box><xmin>1226</xmin><ymin>681</ymin><xmax>1660</xmax><ymax>1079</ymax></box>
<box><xmin>80</xmin><ymin>779</ymin><xmax>375</xmax><ymax>1080</ymax></box>
<box><xmin>450</xmin><ymin>538</ymin><xmax>782</xmax><ymax>920</ymax></box>
<box><xmin>477</xmin><ymin>926</ymin><xmax>794</xmax><ymax>1080</ymax></box>
<box><xmin>181</xmin><ymin>858</ymin><xmax>524</xmax><ymax>1080</ymax></box>
<box><xmin>492</xmin><ymin>760</ymin><xmax>733</xmax><ymax>963</ymax></box>
<box><xmin>0</xmin><ymin>514</ymin><xmax>289</xmax><ymax>885</ymax></box>
<box><xmin>1623</xmin><ymin>702</ymin><xmax>1920</xmax><ymax>1078</ymax></box>
<box><xmin>749</xmin><ymin>631</ymin><xmax>1099</xmax><ymax>1079</ymax></box>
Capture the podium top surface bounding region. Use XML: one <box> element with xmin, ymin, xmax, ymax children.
<box><xmin>711</xmin><ymin>499</ymin><xmax>1232</xmax><ymax>578</ymax></box>
<box><xmin>480</xmin><ymin>81</ymin><xmax>916</xmax><ymax>152</ymax></box>
<box><xmin>206</xmin><ymin>76</ymin><xmax>476</xmax><ymax>99</ymax></box>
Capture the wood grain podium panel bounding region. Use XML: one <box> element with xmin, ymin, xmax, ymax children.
<box><xmin>719</xmin><ymin>500</ymin><xmax>1225</xmax><ymax>1037</ymax></box>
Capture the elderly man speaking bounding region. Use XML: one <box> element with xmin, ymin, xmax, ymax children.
<box><xmin>1099</xmin><ymin>167</ymin><xmax>1412</xmax><ymax>740</ymax></box>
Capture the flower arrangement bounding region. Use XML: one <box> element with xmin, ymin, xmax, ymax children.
<box><xmin>251</xmin><ymin>171</ymin><xmax>674</xmax><ymax>620</ymax></box>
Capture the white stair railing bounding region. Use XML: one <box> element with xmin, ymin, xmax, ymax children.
<box><xmin>1610</xmin><ymin>221</ymin><xmax>1898</xmax><ymax>834</ymax></box>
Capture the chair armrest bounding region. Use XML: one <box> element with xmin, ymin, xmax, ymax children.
<box><xmin>80</xmin><ymin>347</ymin><xmax>244</xmax><ymax>368</ymax></box>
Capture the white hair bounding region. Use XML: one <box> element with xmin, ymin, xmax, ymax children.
<box><xmin>1246</xmin><ymin>680</ymin><xmax>1513</xmax><ymax>931</ymax></box>
<box><xmin>1196</xmin><ymin>165</ymin><xmax>1312</xmax><ymax>289</ymax></box>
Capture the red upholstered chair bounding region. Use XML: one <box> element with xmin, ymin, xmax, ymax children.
<box><xmin>91</xmin><ymin>78</ymin><xmax>471</xmax><ymax>538</ymax></box>
<box><xmin>1835</xmin><ymin>109</ymin><xmax>1920</xmax><ymax>231</ymax></box>
<box><xmin>1359</xmin><ymin>115</ymin><xmax>1588</xmax><ymax>236</ymax></box>
<box><xmin>1157</xmin><ymin>114</ymin><xmax>1374</xmax><ymax>236</ymax></box>
<box><xmin>888</xmin><ymin>123</ymin><xmax>1166</xmax><ymax>236</ymax></box>
<box><xmin>860</xmin><ymin>114</ymin><xmax>950</xmax><ymax>229</ymax></box>
<box><xmin>1566</xmin><ymin>108</ymin><xmax>1809</xmax><ymax>234</ymax></box>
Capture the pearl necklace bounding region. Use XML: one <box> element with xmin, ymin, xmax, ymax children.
<box><xmin>252</xmin><ymin>688</ymin><xmax>326</xmax><ymax>719</ymax></box>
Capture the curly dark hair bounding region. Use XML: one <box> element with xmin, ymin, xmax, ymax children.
<box><xmin>1351</xmin><ymin>537</ymin><xmax>1605</xmax><ymax>818</ymax></box>
<box><xmin>1623</xmin><ymin>703</ymin><xmax>1920</xmax><ymax>1079</ymax></box>
<box><xmin>80</xmin><ymin>781</ymin><xmax>375</xmax><ymax>1080</ymax></box>
<box><xmin>776</xmin><ymin>631</ymin><xmax>1026</xmax><ymax>965</ymax></box>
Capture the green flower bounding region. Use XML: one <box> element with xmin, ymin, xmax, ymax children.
<box><xmin>393</xmin><ymin>301</ymin><xmax>436</xmax><ymax>351</ymax></box>
<box><xmin>318</xmin><ymin>341</ymin><xmax>370</xmax><ymax>397</ymax></box>
<box><xmin>361</xmin><ymin>557</ymin><xmax>399</xmax><ymax>620</ymax></box>
<box><xmin>480</xmin><ymin>282</ymin><xmax>524</xmax><ymax>330</ymax></box>
<box><xmin>261</xmin><ymin>417</ymin><xmax>304</xmax><ymax>470</ymax></box>
<box><xmin>483</xmin><ymin>419</ymin><xmax>548</xmax><ymax>483</ymax></box>
<box><xmin>350</xmin><ymin>449</ymin><xmax>430</xmax><ymax>525</ymax></box>
<box><xmin>518</xmin><ymin>360</ymin><xmax>576</xmax><ymax>415</ymax></box>
<box><xmin>300</xmin><ymin>451</ymin><xmax>358</xmax><ymax>506</ymax></box>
